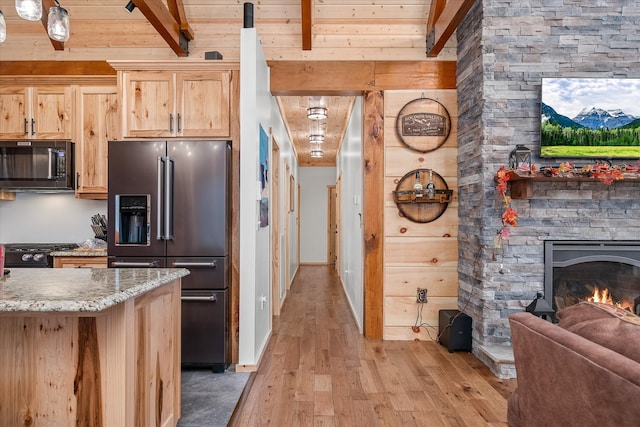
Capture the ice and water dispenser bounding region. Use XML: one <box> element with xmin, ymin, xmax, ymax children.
<box><xmin>114</xmin><ymin>195</ymin><xmax>151</xmax><ymax>245</ymax></box>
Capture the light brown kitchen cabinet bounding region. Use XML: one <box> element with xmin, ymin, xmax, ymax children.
<box><xmin>0</xmin><ymin>85</ymin><xmax>73</xmax><ymax>139</ymax></box>
<box><xmin>121</xmin><ymin>71</ymin><xmax>230</xmax><ymax>138</ymax></box>
<box><xmin>53</xmin><ymin>256</ymin><xmax>108</xmax><ymax>268</ymax></box>
<box><xmin>75</xmin><ymin>86</ymin><xmax>119</xmax><ymax>199</ymax></box>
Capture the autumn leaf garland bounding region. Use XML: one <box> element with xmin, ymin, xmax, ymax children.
<box><xmin>496</xmin><ymin>160</ymin><xmax>639</xmax><ymax>241</ymax></box>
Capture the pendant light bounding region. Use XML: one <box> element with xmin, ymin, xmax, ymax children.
<box><xmin>309</xmin><ymin>134</ymin><xmax>325</xmax><ymax>144</ymax></box>
<box><xmin>307</xmin><ymin>107</ymin><xmax>327</xmax><ymax>120</ymax></box>
<box><xmin>0</xmin><ymin>11</ymin><xmax>6</xmax><ymax>43</ymax></box>
<box><xmin>310</xmin><ymin>148</ymin><xmax>324</xmax><ymax>158</ymax></box>
<box><xmin>15</xmin><ymin>0</ymin><xmax>42</xmax><ymax>21</ymax></box>
<box><xmin>47</xmin><ymin>1</ymin><xmax>70</xmax><ymax>42</ymax></box>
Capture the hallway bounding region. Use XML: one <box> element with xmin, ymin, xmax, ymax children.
<box><xmin>230</xmin><ymin>266</ymin><xmax>516</xmax><ymax>426</ymax></box>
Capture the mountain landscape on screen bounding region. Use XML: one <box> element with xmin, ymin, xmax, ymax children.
<box><xmin>540</xmin><ymin>78</ymin><xmax>640</xmax><ymax>159</ymax></box>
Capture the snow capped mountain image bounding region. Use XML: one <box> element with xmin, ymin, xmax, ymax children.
<box><xmin>572</xmin><ymin>106</ymin><xmax>637</xmax><ymax>129</ymax></box>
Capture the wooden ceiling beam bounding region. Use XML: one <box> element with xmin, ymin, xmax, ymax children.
<box><xmin>426</xmin><ymin>0</ymin><xmax>477</xmax><ymax>57</ymax></box>
<box><xmin>40</xmin><ymin>0</ymin><xmax>64</xmax><ymax>51</ymax></box>
<box><xmin>167</xmin><ymin>0</ymin><xmax>194</xmax><ymax>40</ymax></box>
<box><xmin>132</xmin><ymin>0</ymin><xmax>190</xmax><ymax>57</ymax></box>
<box><xmin>268</xmin><ymin>61</ymin><xmax>457</xmax><ymax>95</ymax></box>
<box><xmin>301</xmin><ymin>0</ymin><xmax>312</xmax><ymax>50</ymax></box>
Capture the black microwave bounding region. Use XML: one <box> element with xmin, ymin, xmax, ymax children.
<box><xmin>0</xmin><ymin>140</ymin><xmax>75</xmax><ymax>191</ymax></box>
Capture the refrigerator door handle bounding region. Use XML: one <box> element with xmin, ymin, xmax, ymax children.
<box><xmin>165</xmin><ymin>156</ymin><xmax>175</xmax><ymax>240</ymax></box>
<box><xmin>171</xmin><ymin>261</ymin><xmax>217</xmax><ymax>268</ymax></box>
<box><xmin>181</xmin><ymin>295</ymin><xmax>218</xmax><ymax>302</ymax></box>
<box><xmin>157</xmin><ymin>156</ymin><xmax>164</xmax><ymax>240</ymax></box>
<box><xmin>112</xmin><ymin>261</ymin><xmax>159</xmax><ymax>267</ymax></box>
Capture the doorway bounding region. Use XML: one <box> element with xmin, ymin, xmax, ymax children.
<box><xmin>327</xmin><ymin>185</ymin><xmax>337</xmax><ymax>265</ymax></box>
<box><xmin>271</xmin><ymin>136</ymin><xmax>281</xmax><ymax>315</ymax></box>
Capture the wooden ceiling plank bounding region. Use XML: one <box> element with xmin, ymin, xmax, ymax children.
<box><xmin>132</xmin><ymin>0</ymin><xmax>189</xmax><ymax>56</ymax></box>
<box><xmin>427</xmin><ymin>0</ymin><xmax>477</xmax><ymax>57</ymax></box>
<box><xmin>301</xmin><ymin>0</ymin><xmax>312</xmax><ymax>51</ymax></box>
<box><xmin>40</xmin><ymin>0</ymin><xmax>64</xmax><ymax>51</ymax></box>
<box><xmin>427</xmin><ymin>0</ymin><xmax>446</xmax><ymax>33</ymax></box>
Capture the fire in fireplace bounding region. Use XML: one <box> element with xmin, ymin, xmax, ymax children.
<box><xmin>544</xmin><ymin>241</ymin><xmax>640</xmax><ymax>317</ymax></box>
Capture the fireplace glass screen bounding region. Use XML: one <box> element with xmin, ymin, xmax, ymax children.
<box><xmin>544</xmin><ymin>241</ymin><xmax>640</xmax><ymax>316</ymax></box>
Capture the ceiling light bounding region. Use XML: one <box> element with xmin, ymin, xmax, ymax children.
<box><xmin>309</xmin><ymin>134</ymin><xmax>325</xmax><ymax>144</ymax></box>
<box><xmin>0</xmin><ymin>11</ymin><xmax>6</xmax><ymax>43</ymax></box>
<box><xmin>15</xmin><ymin>0</ymin><xmax>42</xmax><ymax>21</ymax></box>
<box><xmin>47</xmin><ymin>1</ymin><xmax>70</xmax><ymax>42</ymax></box>
<box><xmin>307</xmin><ymin>107</ymin><xmax>327</xmax><ymax>120</ymax></box>
<box><xmin>310</xmin><ymin>149</ymin><xmax>324</xmax><ymax>158</ymax></box>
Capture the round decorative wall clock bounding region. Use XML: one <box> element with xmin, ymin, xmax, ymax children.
<box><xmin>392</xmin><ymin>168</ymin><xmax>453</xmax><ymax>223</ymax></box>
<box><xmin>395</xmin><ymin>97</ymin><xmax>451</xmax><ymax>153</ymax></box>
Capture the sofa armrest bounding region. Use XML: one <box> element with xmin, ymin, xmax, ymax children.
<box><xmin>508</xmin><ymin>312</ymin><xmax>640</xmax><ymax>427</ymax></box>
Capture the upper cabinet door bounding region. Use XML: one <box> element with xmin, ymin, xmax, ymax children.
<box><xmin>0</xmin><ymin>87</ymin><xmax>29</xmax><ymax>138</ymax></box>
<box><xmin>177</xmin><ymin>72</ymin><xmax>230</xmax><ymax>137</ymax></box>
<box><xmin>0</xmin><ymin>86</ymin><xmax>72</xmax><ymax>139</ymax></box>
<box><xmin>31</xmin><ymin>86</ymin><xmax>73</xmax><ymax>139</ymax></box>
<box><xmin>122</xmin><ymin>71</ymin><xmax>175</xmax><ymax>138</ymax></box>
<box><xmin>75</xmin><ymin>86</ymin><xmax>119</xmax><ymax>199</ymax></box>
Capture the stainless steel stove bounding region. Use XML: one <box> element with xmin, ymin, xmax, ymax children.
<box><xmin>3</xmin><ymin>243</ymin><xmax>79</xmax><ymax>268</ymax></box>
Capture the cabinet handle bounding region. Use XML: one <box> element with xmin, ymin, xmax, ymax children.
<box><xmin>171</xmin><ymin>261</ymin><xmax>217</xmax><ymax>268</ymax></box>
<box><xmin>23</xmin><ymin>118</ymin><xmax>28</xmax><ymax>135</ymax></box>
<box><xmin>111</xmin><ymin>261</ymin><xmax>159</xmax><ymax>267</ymax></box>
<box><xmin>76</xmin><ymin>172</ymin><xmax>80</xmax><ymax>189</ymax></box>
<box><xmin>31</xmin><ymin>118</ymin><xmax>35</xmax><ymax>135</ymax></box>
<box><xmin>177</xmin><ymin>113</ymin><xmax>181</xmax><ymax>133</ymax></box>
<box><xmin>169</xmin><ymin>113</ymin><xmax>174</xmax><ymax>133</ymax></box>
<box><xmin>181</xmin><ymin>295</ymin><xmax>218</xmax><ymax>302</ymax></box>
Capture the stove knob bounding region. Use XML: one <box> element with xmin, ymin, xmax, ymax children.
<box><xmin>22</xmin><ymin>254</ymin><xmax>33</xmax><ymax>261</ymax></box>
<box><xmin>33</xmin><ymin>253</ymin><xmax>45</xmax><ymax>262</ymax></box>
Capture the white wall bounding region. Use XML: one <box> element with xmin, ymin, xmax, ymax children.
<box><xmin>238</xmin><ymin>28</ymin><xmax>298</xmax><ymax>367</ymax></box>
<box><xmin>299</xmin><ymin>167</ymin><xmax>336</xmax><ymax>264</ymax></box>
<box><xmin>336</xmin><ymin>97</ymin><xmax>364</xmax><ymax>330</ymax></box>
<box><xmin>0</xmin><ymin>193</ymin><xmax>107</xmax><ymax>244</ymax></box>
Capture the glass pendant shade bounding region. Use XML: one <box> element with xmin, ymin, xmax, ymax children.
<box><xmin>309</xmin><ymin>134</ymin><xmax>325</xmax><ymax>144</ymax></box>
<box><xmin>47</xmin><ymin>6</ymin><xmax>69</xmax><ymax>42</ymax></box>
<box><xmin>15</xmin><ymin>0</ymin><xmax>42</xmax><ymax>21</ymax></box>
<box><xmin>310</xmin><ymin>149</ymin><xmax>324</xmax><ymax>158</ymax></box>
<box><xmin>307</xmin><ymin>107</ymin><xmax>327</xmax><ymax>120</ymax></box>
<box><xmin>0</xmin><ymin>11</ymin><xmax>6</xmax><ymax>43</ymax></box>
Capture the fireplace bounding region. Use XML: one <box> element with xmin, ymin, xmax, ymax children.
<box><xmin>544</xmin><ymin>241</ymin><xmax>640</xmax><ymax>317</ymax></box>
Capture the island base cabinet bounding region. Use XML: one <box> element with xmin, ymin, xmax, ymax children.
<box><xmin>0</xmin><ymin>279</ymin><xmax>181</xmax><ymax>427</ymax></box>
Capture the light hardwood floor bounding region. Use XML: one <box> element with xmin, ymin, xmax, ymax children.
<box><xmin>230</xmin><ymin>266</ymin><xmax>517</xmax><ymax>426</ymax></box>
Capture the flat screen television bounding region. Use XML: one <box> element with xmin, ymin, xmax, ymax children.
<box><xmin>541</xmin><ymin>77</ymin><xmax>640</xmax><ymax>159</ymax></box>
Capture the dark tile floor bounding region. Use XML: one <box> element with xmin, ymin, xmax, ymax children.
<box><xmin>177</xmin><ymin>366</ymin><xmax>249</xmax><ymax>427</ymax></box>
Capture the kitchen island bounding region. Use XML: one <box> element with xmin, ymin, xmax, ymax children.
<box><xmin>0</xmin><ymin>268</ymin><xmax>189</xmax><ymax>427</ymax></box>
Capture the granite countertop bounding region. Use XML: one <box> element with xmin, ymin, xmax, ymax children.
<box><xmin>50</xmin><ymin>248</ymin><xmax>108</xmax><ymax>257</ymax></box>
<box><xmin>0</xmin><ymin>268</ymin><xmax>189</xmax><ymax>313</ymax></box>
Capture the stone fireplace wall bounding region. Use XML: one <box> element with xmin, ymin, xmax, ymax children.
<box><xmin>456</xmin><ymin>0</ymin><xmax>640</xmax><ymax>377</ymax></box>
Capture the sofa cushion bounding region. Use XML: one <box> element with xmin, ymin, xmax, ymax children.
<box><xmin>557</xmin><ymin>302</ymin><xmax>640</xmax><ymax>364</ymax></box>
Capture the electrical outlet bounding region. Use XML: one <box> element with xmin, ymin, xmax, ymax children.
<box><xmin>416</xmin><ymin>288</ymin><xmax>428</xmax><ymax>303</ymax></box>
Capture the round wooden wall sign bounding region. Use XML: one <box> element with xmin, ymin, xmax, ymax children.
<box><xmin>395</xmin><ymin>97</ymin><xmax>451</xmax><ymax>153</ymax></box>
<box><xmin>392</xmin><ymin>169</ymin><xmax>453</xmax><ymax>223</ymax></box>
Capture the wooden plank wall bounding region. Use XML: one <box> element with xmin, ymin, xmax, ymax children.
<box><xmin>0</xmin><ymin>1</ymin><xmax>456</xmax><ymax>62</ymax></box>
<box><xmin>383</xmin><ymin>90</ymin><xmax>458</xmax><ymax>340</ymax></box>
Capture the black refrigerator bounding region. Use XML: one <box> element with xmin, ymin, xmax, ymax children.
<box><xmin>107</xmin><ymin>140</ymin><xmax>231</xmax><ymax>372</ymax></box>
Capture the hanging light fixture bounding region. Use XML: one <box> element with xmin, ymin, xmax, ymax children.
<box><xmin>310</xmin><ymin>149</ymin><xmax>324</xmax><ymax>158</ymax></box>
<box><xmin>309</xmin><ymin>134</ymin><xmax>325</xmax><ymax>144</ymax></box>
<box><xmin>0</xmin><ymin>11</ymin><xmax>6</xmax><ymax>43</ymax></box>
<box><xmin>15</xmin><ymin>0</ymin><xmax>42</xmax><ymax>21</ymax></box>
<box><xmin>47</xmin><ymin>0</ymin><xmax>70</xmax><ymax>42</ymax></box>
<box><xmin>307</xmin><ymin>107</ymin><xmax>327</xmax><ymax>120</ymax></box>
